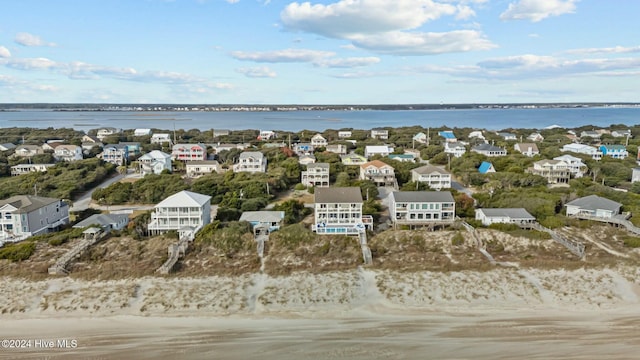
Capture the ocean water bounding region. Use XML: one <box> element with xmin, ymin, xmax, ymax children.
<box><xmin>0</xmin><ymin>106</ymin><xmax>639</xmax><ymax>132</ymax></box>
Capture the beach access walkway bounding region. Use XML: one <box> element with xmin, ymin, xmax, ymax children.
<box><xmin>48</xmin><ymin>228</ymin><xmax>108</xmax><ymax>275</ymax></box>
<box><xmin>571</xmin><ymin>213</ymin><xmax>640</xmax><ymax>236</ymax></box>
<box><xmin>156</xmin><ymin>228</ymin><xmax>197</xmax><ymax>275</ymax></box>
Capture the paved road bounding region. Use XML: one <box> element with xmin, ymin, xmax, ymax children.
<box><xmin>70</xmin><ymin>173</ymin><xmax>124</xmax><ymax>212</ymax></box>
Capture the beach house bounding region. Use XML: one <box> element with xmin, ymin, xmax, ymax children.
<box><xmin>411</xmin><ymin>165</ymin><xmax>452</xmax><ymax>190</ymax></box>
<box><xmin>565</xmin><ymin>195</ymin><xmax>622</xmax><ymax>219</ymax></box>
<box><xmin>478</xmin><ymin>161</ymin><xmax>496</xmax><ymax>174</ymax></box>
<box><xmin>514</xmin><ymin>143</ymin><xmax>539</xmax><ymax>157</ymax></box>
<box><xmin>371</xmin><ymin>129</ymin><xmax>389</xmax><ymax>140</ymax></box>
<box><xmin>553</xmin><ymin>155</ymin><xmax>587</xmax><ymax>178</ymax></box>
<box><xmin>239</xmin><ymin>211</ymin><xmax>285</xmax><ymax>234</ymax></box>
<box><xmin>360</xmin><ymin>160</ymin><xmax>396</xmax><ymax>188</ymax></box>
<box><xmin>389</xmin><ymin>191</ymin><xmax>456</xmax><ymax>228</ymax></box>
<box><xmin>364</xmin><ymin>145</ymin><xmax>393</xmax><ymax>158</ymax></box>
<box><xmin>96</xmin><ymin>127</ymin><xmax>121</xmax><ymax>141</ymax></box>
<box><xmin>134</xmin><ymin>128</ymin><xmax>152</xmax><ymax>137</ymax></box>
<box><xmin>234</xmin><ymin>151</ymin><xmax>267</xmax><ymax>173</ymax></box>
<box><xmin>14</xmin><ymin>145</ymin><xmax>43</xmax><ymax>158</ymax></box>
<box><xmin>311</xmin><ymin>134</ymin><xmax>328</xmax><ymax>147</ymax></box>
<box><xmin>313</xmin><ymin>187</ymin><xmax>371</xmax><ymax>234</ymax></box>
<box><xmin>600</xmin><ymin>145</ymin><xmax>628</xmax><ymax>159</ymax></box>
<box><xmin>101</xmin><ymin>144</ymin><xmax>129</xmax><ymax>166</ymax></box>
<box><xmin>341</xmin><ymin>154</ymin><xmax>367</xmax><ymax>166</ymax></box>
<box><xmin>151</xmin><ymin>133</ymin><xmax>172</xmax><ymax>146</ymax></box>
<box><xmin>325</xmin><ymin>144</ymin><xmax>347</xmax><ymax>155</ymax></box>
<box><xmin>475</xmin><ymin>208</ymin><xmax>536</xmax><ymax>226</ymax></box>
<box><xmin>0</xmin><ymin>195</ymin><xmax>69</xmax><ymax>241</ymax></box>
<box><xmin>444</xmin><ymin>142</ymin><xmax>466</xmax><ymax>158</ymax></box>
<box><xmin>138</xmin><ymin>150</ymin><xmax>172</xmax><ymax>175</ymax></box>
<box><xmin>471</xmin><ymin>143</ymin><xmax>507</xmax><ymax>157</ymax></box>
<box><xmin>147</xmin><ymin>190</ymin><xmax>212</xmax><ymax>237</ymax></box>
<box><xmin>561</xmin><ymin>143</ymin><xmax>602</xmax><ymax>160</ymax></box>
<box><xmin>185</xmin><ymin>160</ymin><xmax>220</xmax><ymax>178</ymax></box>
<box><xmin>301</xmin><ymin>163</ymin><xmax>330</xmax><ymax>188</ymax></box>
<box><xmin>527</xmin><ymin>159</ymin><xmax>570</xmax><ymax>184</ymax></box>
<box><xmin>338</xmin><ymin>131</ymin><xmax>352</xmax><ymax>139</ymax></box>
<box><xmin>10</xmin><ymin>163</ymin><xmax>55</xmax><ymax>176</ymax></box>
<box><xmin>439</xmin><ymin>130</ymin><xmax>457</xmax><ymax>143</ymax></box>
<box><xmin>172</xmin><ymin>143</ymin><xmax>207</xmax><ymax>162</ymax></box>
<box><xmin>53</xmin><ymin>144</ymin><xmax>83</xmax><ymax>162</ymax></box>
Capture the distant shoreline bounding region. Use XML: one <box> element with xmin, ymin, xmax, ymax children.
<box><xmin>1</xmin><ymin>102</ymin><xmax>640</xmax><ymax>112</ymax></box>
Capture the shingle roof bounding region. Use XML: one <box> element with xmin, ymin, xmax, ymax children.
<box><xmin>155</xmin><ymin>190</ymin><xmax>211</xmax><ymax>208</ymax></box>
<box><xmin>391</xmin><ymin>191</ymin><xmax>454</xmax><ymax>203</ymax></box>
<box><xmin>315</xmin><ymin>187</ymin><xmax>363</xmax><ymax>203</ymax></box>
<box><xmin>73</xmin><ymin>213</ymin><xmax>130</xmax><ymax>228</ymax></box>
<box><xmin>0</xmin><ymin>195</ymin><xmax>62</xmax><ymax>213</ymax></box>
<box><xmin>565</xmin><ymin>195</ymin><xmax>621</xmax><ymax>212</ymax></box>
<box><xmin>239</xmin><ymin>211</ymin><xmax>285</xmax><ymax>223</ymax></box>
<box><xmin>361</xmin><ymin>160</ymin><xmax>393</xmax><ymax>169</ymax></box>
<box><xmin>473</xmin><ymin>143</ymin><xmax>504</xmax><ymax>152</ymax></box>
<box><xmin>412</xmin><ymin>164</ymin><xmax>450</xmax><ymax>175</ymax></box>
<box><xmin>307</xmin><ymin>162</ymin><xmax>329</xmax><ymax>169</ymax></box>
<box><xmin>476</xmin><ymin>208</ymin><xmax>535</xmax><ymax>220</ymax></box>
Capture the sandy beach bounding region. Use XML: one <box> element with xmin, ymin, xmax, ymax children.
<box><xmin>2</xmin><ymin>266</ymin><xmax>640</xmax><ymax>359</ymax></box>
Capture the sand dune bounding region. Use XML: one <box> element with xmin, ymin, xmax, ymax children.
<box><xmin>2</xmin><ymin>267</ymin><xmax>640</xmax><ymax>359</ymax></box>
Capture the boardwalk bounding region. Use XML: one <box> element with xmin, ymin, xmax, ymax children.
<box><xmin>572</xmin><ymin>213</ymin><xmax>640</xmax><ymax>236</ymax></box>
<box><xmin>156</xmin><ymin>231</ymin><xmax>195</xmax><ymax>275</ymax></box>
<box><xmin>48</xmin><ymin>229</ymin><xmax>107</xmax><ymax>275</ymax></box>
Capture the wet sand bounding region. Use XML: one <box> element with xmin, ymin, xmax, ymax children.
<box><xmin>2</xmin><ymin>310</ymin><xmax>639</xmax><ymax>359</ymax></box>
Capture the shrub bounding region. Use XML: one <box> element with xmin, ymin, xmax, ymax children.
<box><xmin>271</xmin><ymin>223</ymin><xmax>314</xmax><ymax>250</ymax></box>
<box><xmin>451</xmin><ymin>232</ymin><xmax>465</xmax><ymax>246</ymax></box>
<box><xmin>623</xmin><ymin>236</ymin><xmax>640</xmax><ymax>248</ymax></box>
<box><xmin>0</xmin><ymin>241</ymin><xmax>36</xmax><ymax>261</ymax></box>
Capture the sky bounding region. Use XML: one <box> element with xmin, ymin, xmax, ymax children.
<box><xmin>0</xmin><ymin>0</ymin><xmax>639</xmax><ymax>104</ymax></box>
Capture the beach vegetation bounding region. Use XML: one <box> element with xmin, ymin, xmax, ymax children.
<box><xmin>0</xmin><ymin>241</ymin><xmax>36</xmax><ymax>262</ymax></box>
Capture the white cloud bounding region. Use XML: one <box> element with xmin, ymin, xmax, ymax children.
<box><xmin>236</xmin><ymin>66</ymin><xmax>277</xmax><ymax>78</ymax></box>
<box><xmin>280</xmin><ymin>0</ymin><xmax>495</xmax><ymax>55</ymax></box>
<box><xmin>281</xmin><ymin>0</ymin><xmax>457</xmax><ymax>38</ymax></box>
<box><xmin>455</xmin><ymin>5</ymin><xmax>476</xmax><ymax>20</ymax></box>
<box><xmin>6</xmin><ymin>57</ymin><xmax>57</xmax><ymax>70</ymax></box>
<box><xmin>500</xmin><ymin>0</ymin><xmax>578</xmax><ymax>22</ymax></box>
<box><xmin>14</xmin><ymin>32</ymin><xmax>57</xmax><ymax>47</ymax></box>
<box><xmin>230</xmin><ymin>48</ymin><xmax>335</xmax><ymax>62</ymax></box>
<box><xmin>314</xmin><ymin>57</ymin><xmax>381</xmax><ymax>68</ymax></box>
<box><xmin>351</xmin><ymin>30</ymin><xmax>496</xmax><ymax>55</ymax></box>
<box><xmin>0</xmin><ymin>46</ymin><xmax>11</xmax><ymax>58</ymax></box>
<box><xmin>565</xmin><ymin>45</ymin><xmax>640</xmax><ymax>55</ymax></box>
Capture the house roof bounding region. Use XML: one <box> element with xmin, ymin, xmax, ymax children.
<box><xmin>73</xmin><ymin>213</ymin><xmax>130</xmax><ymax>229</ymax></box>
<box><xmin>472</xmin><ymin>143</ymin><xmax>505</xmax><ymax>152</ymax></box>
<box><xmin>497</xmin><ymin>132</ymin><xmax>516</xmax><ymax>138</ymax></box>
<box><xmin>388</xmin><ymin>154</ymin><xmax>414</xmax><ymax>159</ymax></box>
<box><xmin>341</xmin><ymin>154</ymin><xmax>366</xmax><ymax>160</ymax></box>
<box><xmin>315</xmin><ymin>187</ymin><xmax>363</xmax><ymax>203</ymax></box>
<box><xmin>361</xmin><ymin>160</ymin><xmax>393</xmax><ymax>169</ymax></box>
<box><xmin>412</xmin><ymin>164</ymin><xmax>450</xmax><ymax>175</ymax></box>
<box><xmin>185</xmin><ymin>160</ymin><xmax>219</xmax><ymax>166</ymax></box>
<box><xmin>365</xmin><ymin>145</ymin><xmax>391</xmax><ymax>152</ymax></box>
<box><xmin>515</xmin><ymin>143</ymin><xmax>539</xmax><ymax>152</ymax></box>
<box><xmin>307</xmin><ymin>162</ymin><xmax>329</xmax><ymax>169</ymax></box>
<box><xmin>439</xmin><ymin>131</ymin><xmax>456</xmax><ymax>139</ymax></box>
<box><xmin>476</xmin><ymin>208</ymin><xmax>535</xmax><ymax>220</ymax></box>
<box><xmin>239</xmin><ymin>211</ymin><xmax>285</xmax><ymax>224</ymax></box>
<box><xmin>0</xmin><ymin>195</ymin><xmax>62</xmax><ymax>213</ymax></box>
<box><xmin>601</xmin><ymin>144</ymin><xmax>627</xmax><ymax>150</ymax></box>
<box><xmin>478</xmin><ymin>161</ymin><xmax>494</xmax><ymax>174</ymax></box>
<box><xmin>155</xmin><ymin>190</ymin><xmax>211</xmax><ymax>208</ymax></box>
<box><xmin>239</xmin><ymin>151</ymin><xmax>264</xmax><ymax>159</ymax></box>
<box><xmin>139</xmin><ymin>150</ymin><xmax>171</xmax><ymax>161</ymax></box>
<box><xmin>391</xmin><ymin>191</ymin><xmax>455</xmax><ymax>203</ymax></box>
<box><xmin>0</xmin><ymin>143</ymin><xmax>16</xmax><ymax>150</ymax></box>
<box><xmin>565</xmin><ymin>195</ymin><xmax>622</xmax><ymax>212</ymax></box>
<box><xmin>553</xmin><ymin>154</ymin><xmax>583</xmax><ymax>162</ymax></box>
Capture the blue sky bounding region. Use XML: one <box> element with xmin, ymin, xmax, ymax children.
<box><xmin>0</xmin><ymin>0</ymin><xmax>639</xmax><ymax>104</ymax></box>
